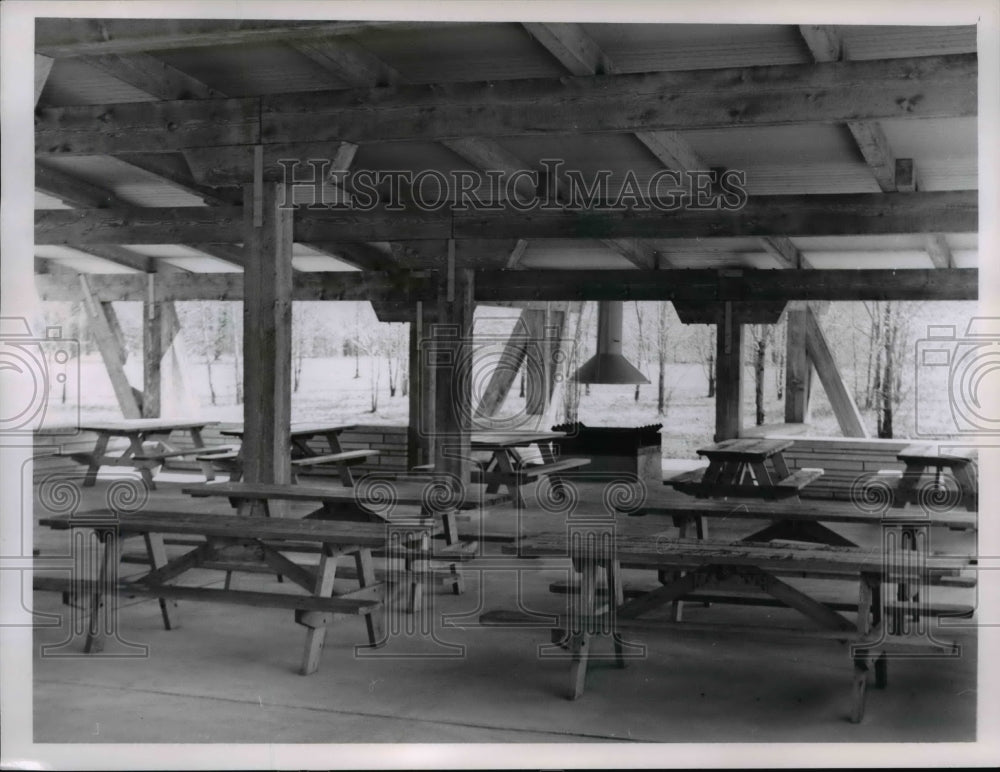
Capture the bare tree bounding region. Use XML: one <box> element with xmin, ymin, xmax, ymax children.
<box><xmin>654</xmin><ymin>302</ymin><xmax>672</xmax><ymax>415</ymax></box>
<box><xmin>384</xmin><ymin>323</ymin><xmax>407</xmax><ymax>398</ymax></box>
<box><xmin>697</xmin><ymin>325</ymin><xmax>716</xmax><ymax>398</ymax></box>
<box><xmin>772</xmin><ymin>315</ymin><xmax>786</xmax><ymax>400</ymax></box>
<box><xmin>633</xmin><ymin>302</ymin><xmax>648</xmax><ymax>401</ymax></box>
<box><xmin>749</xmin><ymin>324</ymin><xmax>774</xmax><ymax>426</ymax></box>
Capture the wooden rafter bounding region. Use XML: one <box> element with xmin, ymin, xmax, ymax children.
<box><xmin>760</xmin><ymin>236</ymin><xmax>813</xmax><ymax>270</ymax></box>
<box><xmin>925</xmin><ymin>234</ymin><xmax>955</xmax><ymax>269</ymax></box>
<box><xmin>522</xmin><ymin>22</ymin><xmax>612</xmax><ymax>75</ymax></box>
<box><xmin>35</xmin><ymin>162</ymin><xmax>242</xmax><ymax>271</ymax></box>
<box><xmin>78</xmin><ymin>52</ymin><xmax>224</xmax><ymax>100</ymax></box>
<box><xmin>35</xmin><ymin>54</ymin><xmax>54</xmax><ymax>105</ymax></box>
<box><xmin>35</xmin><ymin>54</ymin><xmax>977</xmax><ymax>156</ymax></box>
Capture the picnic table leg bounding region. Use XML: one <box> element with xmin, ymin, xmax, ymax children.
<box><xmin>143</xmin><ymin>533</ymin><xmax>179</xmax><ymax>630</ymax></box>
<box><xmin>84</xmin><ymin>528</ymin><xmax>118</xmax><ymax>653</ymax></box>
<box><xmin>537</xmin><ymin>440</ymin><xmax>569</xmax><ymax>500</ymax></box>
<box><xmin>298</xmin><ymin>544</ymin><xmax>339</xmax><ymax>675</ymax></box>
<box><xmin>568</xmin><ymin>556</ymin><xmax>597</xmax><ymax>699</ymax></box>
<box><xmin>355</xmin><ymin>548</ymin><xmax>386</xmax><ymax>648</ymax></box>
<box><xmin>82</xmin><ymin>433</ymin><xmax>110</xmax><ymax>487</ymax></box>
<box><xmin>323</xmin><ymin>432</ymin><xmax>357</xmax><ymax>488</ymax></box>
<box><xmin>893</xmin><ymin>462</ymin><xmax>924</xmax><ymax>508</ymax></box>
<box><xmin>495</xmin><ymin>450</ymin><xmax>525</xmax><ymax>508</ymax></box>
<box><xmin>126</xmin><ymin>433</ymin><xmax>157</xmax><ymax>490</ymax></box>
<box><xmin>435</xmin><ymin>511</ymin><xmax>465</xmax><ymax>595</ymax></box>
<box><xmin>606</xmin><ymin>559</ymin><xmax>627</xmax><ymax>669</ymax></box>
<box><xmin>850</xmin><ymin>652</ymin><xmax>870</xmax><ymax>723</ymax></box>
<box><xmin>951</xmin><ymin>462</ymin><xmax>978</xmax><ymax>511</ymax></box>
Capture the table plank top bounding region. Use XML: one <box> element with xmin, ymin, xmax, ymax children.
<box><xmin>78</xmin><ymin>419</ymin><xmax>216</xmax><ymax>434</ymax></box>
<box><xmin>40</xmin><ymin>510</ymin><xmax>436</xmax><ymax>544</ymax></box>
<box><xmin>514</xmin><ymin>533</ymin><xmax>974</xmax><ymax>575</ymax></box>
<box><xmin>219</xmin><ymin>422</ymin><xmax>356</xmax><ymax>438</ymax></box>
<box><xmin>898</xmin><ymin>444</ymin><xmax>978</xmax><ymax>464</ymax></box>
<box><xmin>183</xmin><ymin>480</ymin><xmax>505</xmax><ymax>510</ymax></box>
<box><xmin>696</xmin><ymin>438</ymin><xmax>794</xmax><ymax>461</ymax></box>
<box><xmin>471</xmin><ymin>431</ymin><xmax>565</xmax><ymax>449</ymax></box>
<box><xmin>629</xmin><ymin>492</ymin><xmax>977</xmax><ymax>529</ymax></box>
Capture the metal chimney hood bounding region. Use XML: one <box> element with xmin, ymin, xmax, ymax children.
<box><xmin>571</xmin><ymin>301</ymin><xmax>649</xmax><ymax>385</ymax></box>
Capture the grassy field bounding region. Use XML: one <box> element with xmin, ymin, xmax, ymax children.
<box><xmin>41</xmin><ymin>349</ymin><xmax>955</xmax><ymax>462</ymax></box>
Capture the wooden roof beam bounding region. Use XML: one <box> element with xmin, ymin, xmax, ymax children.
<box><xmin>34</xmin><ymin>190</ymin><xmax>978</xmax><ymax>245</ymax></box>
<box><xmin>36</xmin><ymin>54</ymin><xmax>977</xmax><ymax>156</ymax></box>
<box><xmin>35</xmin><ymin>19</ymin><xmax>449</xmax><ymax>58</ymax></box>
<box><xmin>35</xmin><ymin>268</ymin><xmax>977</xmax><ymax>304</ymax></box>
<box><xmin>475</xmin><ymin>268</ymin><xmax>978</xmax><ymax>303</ymax></box>
<box><xmin>35</xmin><ymin>270</ymin><xmax>436</xmax><ymax>303</ymax></box>
<box><xmin>35</xmin><ymin>162</ymin><xmax>244</xmax><ymax>270</ymax></box>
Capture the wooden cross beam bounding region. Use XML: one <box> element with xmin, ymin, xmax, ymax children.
<box><xmin>35</xmin><ymin>54</ymin><xmax>977</xmax><ymax>156</ymax></box>
<box><xmin>33</xmin><ymin>190</ymin><xmax>978</xmax><ymax>245</ymax></box>
<box><xmin>35</xmin><ymin>268</ymin><xmax>977</xmax><ymax>304</ymax></box>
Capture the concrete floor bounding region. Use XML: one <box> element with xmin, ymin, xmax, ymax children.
<box><xmin>30</xmin><ymin>473</ymin><xmax>978</xmax><ymax>745</ymax></box>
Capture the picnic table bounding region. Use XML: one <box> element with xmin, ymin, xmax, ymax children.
<box><xmin>205</xmin><ymin>422</ymin><xmax>377</xmax><ymax>486</ymax></box>
<box><xmin>505</xmin><ymin>529</ymin><xmax>972</xmax><ymax>721</ymax></box>
<box><xmin>893</xmin><ymin>444</ymin><xmax>978</xmax><ymax>511</ymax></box>
<box><xmin>667</xmin><ymin>438</ymin><xmax>823</xmax><ymax>500</ymax></box>
<box><xmin>38</xmin><ymin>510</ymin><xmax>440</xmax><ymax>674</ymax></box>
<box><xmin>183</xmin><ymin>481</ymin><xmax>483</xmax><ymax>599</ymax></box>
<box><xmin>470</xmin><ymin>431</ymin><xmax>590</xmax><ymax>507</ymax></box>
<box><xmin>72</xmin><ymin>419</ymin><xmax>225</xmax><ymax>489</ymax></box>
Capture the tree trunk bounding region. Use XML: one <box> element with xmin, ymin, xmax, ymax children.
<box><xmin>232</xmin><ymin>316</ymin><xmax>243</xmax><ymax>404</ymax></box>
<box><xmin>754</xmin><ymin>332</ymin><xmax>767</xmax><ymax>426</ymax></box>
<box><xmin>205</xmin><ymin>361</ymin><xmax>216</xmax><ymax>406</ymax></box>
<box><xmin>878</xmin><ymin>304</ymin><xmax>894</xmax><ymax>438</ymax></box>
<box><xmin>706</xmin><ymin>348</ymin><xmax>716</xmax><ymax>398</ymax></box>
<box><xmin>657</xmin><ymin>346</ymin><xmax>666</xmax><ymax>415</ymax></box>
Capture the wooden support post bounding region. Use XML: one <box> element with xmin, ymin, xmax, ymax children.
<box><xmin>524</xmin><ymin>309</ymin><xmax>548</xmax><ymax>415</ymax></box>
<box><xmin>142</xmin><ymin>275</ymin><xmax>162</xmax><ymax>418</ymax></box>
<box><xmin>35</xmin><ymin>54</ymin><xmax>54</xmax><ymax>106</ymax></box>
<box><xmin>433</xmin><ymin>249</ymin><xmax>475</xmax><ymax>485</ymax></box>
<box><xmin>714</xmin><ymin>302</ymin><xmax>744</xmax><ymax>442</ymax></box>
<box><xmin>79</xmin><ymin>277</ymin><xmax>142</xmax><ymax>419</ymax></box>
<box><xmin>784</xmin><ymin>302</ymin><xmax>812</xmax><ymax>423</ymax></box>
<box><xmin>473</xmin><ymin>311</ymin><xmax>529</xmax><ymax>420</ymax></box>
<box><xmin>803</xmin><ymin>307</ymin><xmax>869</xmax><ymax>438</ymax></box>
<box><xmin>407</xmin><ymin>301</ymin><xmax>435</xmax><ymax>469</ymax></box>
<box><xmin>242</xmin><ymin>181</ymin><xmax>293</xmax><ymax>485</ymax></box>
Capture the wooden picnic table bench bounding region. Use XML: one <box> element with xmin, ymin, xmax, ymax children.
<box><xmin>413</xmin><ymin>432</ymin><xmax>590</xmax><ymax>508</ymax></box>
<box><xmin>503</xmin><ymin>530</ymin><xmax>972</xmax><ymax>722</ymax></box>
<box><xmin>625</xmin><ymin>491</ymin><xmax>977</xmax><ymax>622</ymax></box>
<box><xmin>183</xmin><ymin>481</ymin><xmax>482</xmax><ymax>598</ymax></box>
<box><xmin>70</xmin><ymin>419</ymin><xmax>220</xmax><ymax>489</ymax></box>
<box><xmin>894</xmin><ymin>444</ymin><xmax>978</xmax><ymax>511</ymax></box>
<box><xmin>668</xmin><ymin>438</ymin><xmax>823</xmax><ymax>500</ymax></box>
<box><xmin>37</xmin><ymin>510</ymin><xmax>441</xmax><ymax>674</ymax></box>
<box><xmin>211</xmin><ymin>423</ymin><xmax>378</xmax><ymax>486</ymax></box>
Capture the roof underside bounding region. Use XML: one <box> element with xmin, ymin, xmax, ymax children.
<box><xmin>33</xmin><ymin>20</ymin><xmax>979</xmax><ymax>275</ymax></box>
